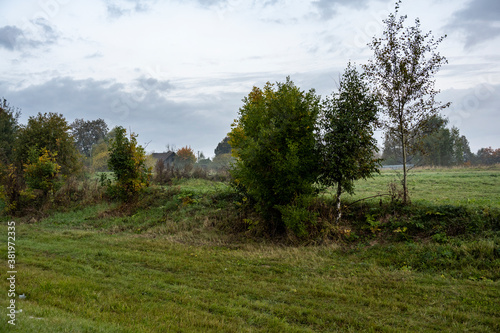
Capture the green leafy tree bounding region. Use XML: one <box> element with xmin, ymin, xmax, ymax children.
<box><xmin>381</xmin><ymin>132</ymin><xmax>403</xmax><ymax>165</ymax></box>
<box><xmin>0</xmin><ymin>99</ymin><xmax>21</xmax><ymax>212</ymax></box>
<box><xmin>90</xmin><ymin>126</ymin><xmax>122</xmax><ymax>172</ymax></box>
<box><xmin>23</xmin><ymin>148</ymin><xmax>62</xmax><ymax>199</ymax></box>
<box><xmin>229</xmin><ymin>77</ymin><xmax>320</xmax><ymax>234</ymax></box>
<box><xmin>363</xmin><ymin>0</ymin><xmax>450</xmax><ymax>203</ymax></box>
<box><xmin>383</xmin><ymin>115</ymin><xmax>472</xmax><ymax>167</ymax></box>
<box><xmin>214</xmin><ymin>137</ymin><xmax>231</xmax><ymax>156</ymax></box>
<box><xmin>15</xmin><ymin>112</ymin><xmax>81</xmax><ymax>176</ymax></box>
<box><xmin>0</xmin><ymin>98</ymin><xmax>20</xmax><ymax>164</ymax></box>
<box><xmin>4</xmin><ymin>112</ymin><xmax>80</xmax><ymax>212</ymax></box>
<box><xmin>417</xmin><ymin>115</ymin><xmax>453</xmax><ymax>166</ymax></box>
<box><xmin>212</xmin><ymin>153</ymin><xmax>233</xmax><ymax>171</ymax></box>
<box><xmin>71</xmin><ymin>118</ymin><xmax>108</xmax><ymax>157</ymax></box>
<box><xmin>319</xmin><ymin>63</ymin><xmax>381</xmax><ymax>223</ymax></box>
<box><xmin>0</xmin><ymin>163</ymin><xmax>24</xmax><ymax>213</ymax></box>
<box><xmin>475</xmin><ymin>147</ymin><xmax>500</xmax><ymax>165</ymax></box>
<box><xmin>450</xmin><ymin>127</ymin><xmax>472</xmax><ymax>165</ymax></box>
<box><xmin>107</xmin><ymin>126</ymin><xmax>151</xmax><ymax>202</ymax></box>
<box><xmin>91</xmin><ymin>139</ymin><xmax>110</xmax><ymax>172</ymax></box>
<box><xmin>196</xmin><ymin>153</ymin><xmax>212</xmax><ymax>168</ymax></box>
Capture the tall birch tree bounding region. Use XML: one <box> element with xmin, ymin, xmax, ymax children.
<box><xmin>363</xmin><ymin>0</ymin><xmax>450</xmax><ymax>203</ymax></box>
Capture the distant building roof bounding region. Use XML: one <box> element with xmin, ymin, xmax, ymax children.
<box><xmin>152</xmin><ymin>151</ymin><xmax>176</xmax><ymax>161</ymax></box>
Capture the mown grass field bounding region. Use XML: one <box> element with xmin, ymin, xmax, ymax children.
<box><xmin>345</xmin><ymin>165</ymin><xmax>500</xmax><ymax>208</ymax></box>
<box><xmin>1</xmin><ymin>166</ymin><xmax>499</xmax><ymax>332</ymax></box>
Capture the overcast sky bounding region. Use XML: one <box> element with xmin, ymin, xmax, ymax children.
<box><xmin>1</xmin><ymin>0</ymin><xmax>499</xmax><ymax>157</ymax></box>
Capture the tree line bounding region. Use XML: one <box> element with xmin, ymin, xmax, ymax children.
<box><xmin>0</xmin><ymin>101</ymin><xmax>234</xmax><ymax>213</ymax></box>
<box><xmin>381</xmin><ymin>115</ymin><xmax>499</xmax><ymax>167</ymax></box>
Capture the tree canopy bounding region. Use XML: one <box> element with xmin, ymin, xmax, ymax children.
<box><xmin>319</xmin><ymin>63</ymin><xmax>381</xmax><ymax>222</ymax></box>
<box><xmin>215</xmin><ymin>137</ymin><xmax>231</xmax><ymax>156</ymax></box>
<box><xmin>71</xmin><ymin>118</ymin><xmax>108</xmax><ymax>157</ymax></box>
<box><xmin>363</xmin><ymin>0</ymin><xmax>450</xmax><ymax>203</ymax></box>
<box><xmin>107</xmin><ymin>126</ymin><xmax>151</xmax><ymax>202</ymax></box>
<box><xmin>0</xmin><ymin>98</ymin><xmax>20</xmax><ymax>164</ymax></box>
<box><xmin>15</xmin><ymin>112</ymin><xmax>81</xmax><ymax>176</ymax></box>
<box><xmin>382</xmin><ymin>115</ymin><xmax>472</xmax><ymax>167</ymax></box>
<box><xmin>229</xmin><ymin>77</ymin><xmax>320</xmax><ymax>234</ymax></box>
<box><xmin>176</xmin><ymin>146</ymin><xmax>197</xmax><ymax>166</ymax></box>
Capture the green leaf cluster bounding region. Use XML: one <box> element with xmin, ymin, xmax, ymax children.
<box><xmin>0</xmin><ymin>98</ymin><xmax>20</xmax><ymax>164</ymax></box>
<box><xmin>15</xmin><ymin>112</ymin><xmax>81</xmax><ymax>176</ymax></box>
<box><xmin>1</xmin><ymin>109</ymin><xmax>82</xmax><ymax>213</ymax></box>
<box><xmin>107</xmin><ymin>126</ymin><xmax>152</xmax><ymax>202</ymax></box>
<box><xmin>319</xmin><ymin>63</ymin><xmax>381</xmax><ymax>196</ymax></box>
<box><xmin>23</xmin><ymin>148</ymin><xmax>62</xmax><ymax>197</ymax></box>
<box><xmin>229</xmin><ymin>78</ymin><xmax>321</xmax><ymax>231</ymax></box>
<box><xmin>71</xmin><ymin>118</ymin><xmax>108</xmax><ymax>157</ymax></box>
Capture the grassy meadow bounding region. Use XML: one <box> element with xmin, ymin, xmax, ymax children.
<box><xmin>1</xmin><ymin>166</ymin><xmax>499</xmax><ymax>332</ymax></box>
<box><xmin>345</xmin><ymin>165</ymin><xmax>500</xmax><ymax>207</ymax></box>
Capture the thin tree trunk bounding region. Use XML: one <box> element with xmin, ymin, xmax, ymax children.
<box><xmin>399</xmin><ymin>106</ymin><xmax>409</xmax><ymax>204</ymax></box>
<box><xmin>335</xmin><ymin>182</ymin><xmax>342</xmax><ymax>224</ymax></box>
<box><xmin>402</xmin><ymin>134</ymin><xmax>408</xmax><ymax>204</ymax></box>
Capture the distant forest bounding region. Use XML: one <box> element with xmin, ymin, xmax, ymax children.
<box><xmin>381</xmin><ymin>114</ymin><xmax>500</xmax><ymax>167</ymax></box>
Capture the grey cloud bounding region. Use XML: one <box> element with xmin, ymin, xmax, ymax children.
<box><xmin>190</xmin><ymin>0</ymin><xmax>278</xmax><ymax>14</ymax></box>
<box><xmin>313</xmin><ymin>0</ymin><xmax>338</xmax><ymax>20</ymax></box>
<box><xmin>458</xmin><ymin>23</ymin><xmax>500</xmax><ymax>49</ymax></box>
<box><xmin>134</xmin><ymin>2</ymin><xmax>150</xmax><ymax>12</ymax></box>
<box><xmin>454</xmin><ymin>0</ymin><xmax>500</xmax><ymax>21</ymax></box>
<box><xmin>0</xmin><ymin>18</ymin><xmax>59</xmax><ymax>51</ymax></box>
<box><xmin>30</xmin><ymin>18</ymin><xmax>59</xmax><ymax>47</ymax></box>
<box><xmin>34</xmin><ymin>18</ymin><xmax>55</xmax><ymax>36</ymax></box>
<box><xmin>447</xmin><ymin>0</ymin><xmax>500</xmax><ymax>49</ymax></box>
<box><xmin>193</xmin><ymin>0</ymin><xmax>224</xmax><ymax>7</ymax></box>
<box><xmin>434</xmin><ymin>82</ymin><xmax>500</xmax><ymax>152</ymax></box>
<box><xmin>107</xmin><ymin>4</ymin><xmax>129</xmax><ymax>18</ymax></box>
<box><xmin>1</xmin><ymin>77</ymin><xmax>125</xmax><ymax>120</ymax></box>
<box><xmin>136</xmin><ymin>77</ymin><xmax>174</xmax><ymax>92</ymax></box>
<box><xmin>312</xmin><ymin>0</ymin><xmax>377</xmax><ymax>20</ymax></box>
<box><xmin>0</xmin><ymin>26</ymin><xmax>23</xmax><ymax>50</ymax></box>
<box><xmin>105</xmin><ymin>0</ymin><xmax>152</xmax><ymax>19</ymax></box>
<box><xmin>0</xmin><ymin>76</ymin><xmax>238</xmax><ymax>156</ymax></box>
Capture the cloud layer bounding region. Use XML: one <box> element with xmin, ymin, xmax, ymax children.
<box><xmin>0</xmin><ymin>75</ymin><xmax>242</xmax><ymax>155</ymax></box>
<box><xmin>0</xmin><ymin>18</ymin><xmax>59</xmax><ymax>51</ymax></box>
<box><xmin>447</xmin><ymin>0</ymin><xmax>500</xmax><ymax>49</ymax></box>
<box><xmin>1</xmin><ymin>0</ymin><xmax>498</xmax><ymax>155</ymax></box>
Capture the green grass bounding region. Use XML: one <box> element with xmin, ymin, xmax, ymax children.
<box><xmin>1</xmin><ymin>225</ymin><xmax>499</xmax><ymax>332</ymax></box>
<box><xmin>1</xmin><ymin>167</ymin><xmax>500</xmax><ymax>332</ymax></box>
<box><xmin>344</xmin><ymin>165</ymin><xmax>500</xmax><ymax>208</ymax></box>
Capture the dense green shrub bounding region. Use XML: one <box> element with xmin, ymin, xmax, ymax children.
<box><xmin>342</xmin><ymin>201</ymin><xmax>500</xmax><ymax>242</ymax></box>
<box><xmin>15</xmin><ymin>112</ymin><xmax>81</xmax><ymax>176</ymax></box>
<box><xmin>107</xmin><ymin>126</ymin><xmax>151</xmax><ymax>202</ymax></box>
<box><xmin>23</xmin><ymin>148</ymin><xmax>62</xmax><ymax>199</ymax></box>
<box><xmin>229</xmin><ymin>77</ymin><xmax>321</xmax><ymax>234</ymax></box>
<box><xmin>277</xmin><ymin>196</ymin><xmax>318</xmax><ymax>238</ymax></box>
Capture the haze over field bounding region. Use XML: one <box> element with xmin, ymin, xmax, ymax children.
<box><xmin>1</xmin><ymin>0</ymin><xmax>499</xmax><ymax>156</ymax></box>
